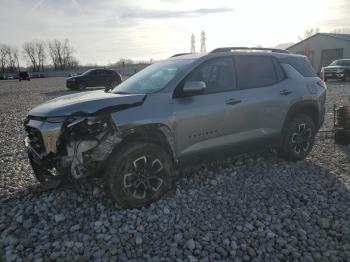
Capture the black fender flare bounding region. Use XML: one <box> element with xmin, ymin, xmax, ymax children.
<box><xmin>282</xmin><ymin>100</ymin><xmax>321</xmax><ymax>134</ymax></box>
<box><xmin>117</xmin><ymin>123</ymin><xmax>177</xmax><ymax>163</ymax></box>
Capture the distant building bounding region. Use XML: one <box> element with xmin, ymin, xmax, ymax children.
<box><xmin>287</xmin><ymin>33</ymin><xmax>350</xmax><ymax>73</ymax></box>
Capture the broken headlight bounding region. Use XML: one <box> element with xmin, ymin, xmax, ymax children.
<box><xmin>66</xmin><ymin>116</ymin><xmax>110</xmax><ymax>140</ymax></box>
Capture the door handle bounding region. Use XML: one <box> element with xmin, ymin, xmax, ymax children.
<box><xmin>280</xmin><ymin>89</ymin><xmax>293</xmax><ymax>96</ymax></box>
<box><xmin>225</xmin><ymin>98</ymin><xmax>242</xmax><ymax>106</ymax></box>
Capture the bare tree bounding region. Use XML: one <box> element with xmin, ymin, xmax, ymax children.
<box><xmin>23</xmin><ymin>40</ymin><xmax>46</xmax><ymax>71</ymax></box>
<box><xmin>298</xmin><ymin>28</ymin><xmax>320</xmax><ymax>41</ymax></box>
<box><xmin>23</xmin><ymin>41</ymin><xmax>38</xmax><ymax>71</ymax></box>
<box><xmin>48</xmin><ymin>39</ymin><xmax>61</xmax><ymax>70</ymax></box>
<box><xmin>13</xmin><ymin>48</ymin><xmax>20</xmax><ymax>70</ymax></box>
<box><xmin>47</xmin><ymin>39</ymin><xmax>77</xmax><ymax>70</ymax></box>
<box><xmin>35</xmin><ymin>41</ymin><xmax>46</xmax><ymax>71</ymax></box>
<box><xmin>0</xmin><ymin>44</ymin><xmax>8</xmax><ymax>74</ymax></box>
<box><xmin>62</xmin><ymin>39</ymin><xmax>73</xmax><ymax>70</ymax></box>
<box><xmin>6</xmin><ymin>46</ymin><xmax>20</xmax><ymax>72</ymax></box>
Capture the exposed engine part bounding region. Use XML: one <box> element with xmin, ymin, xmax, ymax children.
<box><xmin>89</xmin><ymin>133</ymin><xmax>122</xmax><ymax>161</ymax></box>
<box><xmin>67</xmin><ymin>132</ymin><xmax>122</xmax><ymax>179</ymax></box>
<box><xmin>67</xmin><ymin>140</ymin><xmax>99</xmax><ymax>179</ymax></box>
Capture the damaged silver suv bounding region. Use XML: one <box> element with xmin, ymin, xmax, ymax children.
<box><xmin>24</xmin><ymin>47</ymin><xmax>326</xmax><ymax>208</ymax></box>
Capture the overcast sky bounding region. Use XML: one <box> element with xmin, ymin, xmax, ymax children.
<box><xmin>0</xmin><ymin>0</ymin><xmax>349</xmax><ymax>65</ymax></box>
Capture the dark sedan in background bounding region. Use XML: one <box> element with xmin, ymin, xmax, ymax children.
<box><xmin>18</xmin><ymin>71</ymin><xmax>30</xmax><ymax>81</ymax></box>
<box><xmin>323</xmin><ymin>59</ymin><xmax>350</xmax><ymax>82</ymax></box>
<box><xmin>66</xmin><ymin>68</ymin><xmax>122</xmax><ymax>90</ymax></box>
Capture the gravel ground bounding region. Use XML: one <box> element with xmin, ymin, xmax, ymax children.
<box><xmin>0</xmin><ymin>78</ymin><xmax>350</xmax><ymax>261</ymax></box>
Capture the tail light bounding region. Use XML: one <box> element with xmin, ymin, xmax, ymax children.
<box><xmin>320</xmin><ymin>67</ymin><xmax>325</xmax><ymax>82</ymax></box>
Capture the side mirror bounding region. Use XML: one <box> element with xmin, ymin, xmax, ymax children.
<box><xmin>182</xmin><ymin>81</ymin><xmax>206</xmax><ymax>96</ymax></box>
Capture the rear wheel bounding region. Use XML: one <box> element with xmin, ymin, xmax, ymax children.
<box><xmin>106</xmin><ymin>142</ymin><xmax>173</xmax><ymax>208</ymax></box>
<box><xmin>279</xmin><ymin>114</ymin><xmax>316</xmax><ymax>161</ymax></box>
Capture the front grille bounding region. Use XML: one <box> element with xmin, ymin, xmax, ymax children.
<box><xmin>26</xmin><ymin>126</ymin><xmax>45</xmax><ymax>154</ymax></box>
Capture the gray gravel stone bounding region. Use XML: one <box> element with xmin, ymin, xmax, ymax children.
<box><xmin>185</xmin><ymin>239</ymin><xmax>196</xmax><ymax>250</ymax></box>
<box><xmin>135</xmin><ymin>235</ymin><xmax>143</xmax><ymax>246</ymax></box>
<box><xmin>54</xmin><ymin>214</ymin><xmax>66</xmax><ymax>223</ymax></box>
<box><xmin>69</xmin><ymin>224</ymin><xmax>81</xmax><ymax>232</ymax></box>
<box><xmin>318</xmin><ymin>218</ymin><xmax>330</xmax><ymax>229</ymax></box>
<box><xmin>174</xmin><ymin>233</ymin><xmax>183</xmax><ymax>243</ymax></box>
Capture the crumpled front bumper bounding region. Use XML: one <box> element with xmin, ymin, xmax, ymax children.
<box><xmin>24</xmin><ymin>115</ymin><xmax>122</xmax><ymax>182</ymax></box>
<box><xmin>24</xmin><ymin>118</ymin><xmax>63</xmax><ymax>155</ymax></box>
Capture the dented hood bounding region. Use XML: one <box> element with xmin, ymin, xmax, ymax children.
<box><xmin>28</xmin><ymin>90</ymin><xmax>146</xmax><ymax>117</ymax></box>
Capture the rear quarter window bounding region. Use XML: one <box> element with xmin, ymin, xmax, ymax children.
<box><xmin>234</xmin><ymin>56</ymin><xmax>284</xmax><ymax>89</ymax></box>
<box><xmin>279</xmin><ymin>57</ymin><xmax>317</xmax><ymax>77</ymax></box>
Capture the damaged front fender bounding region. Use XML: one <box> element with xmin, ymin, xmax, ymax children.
<box><xmin>61</xmin><ymin>115</ymin><xmax>123</xmax><ymax>179</ymax></box>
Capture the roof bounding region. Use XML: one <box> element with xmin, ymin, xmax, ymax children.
<box><xmin>321</xmin><ymin>33</ymin><xmax>350</xmax><ymax>41</ymax></box>
<box><xmin>287</xmin><ymin>33</ymin><xmax>350</xmax><ymax>50</ymax></box>
<box><xmin>168</xmin><ymin>52</ymin><xmax>207</xmax><ymax>60</ymax></box>
<box><xmin>168</xmin><ymin>49</ymin><xmax>303</xmax><ymax>62</ymax></box>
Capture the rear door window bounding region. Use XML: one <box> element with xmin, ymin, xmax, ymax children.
<box><xmin>186</xmin><ymin>57</ymin><xmax>236</xmax><ymax>94</ymax></box>
<box><xmin>234</xmin><ymin>56</ymin><xmax>281</xmax><ymax>89</ymax></box>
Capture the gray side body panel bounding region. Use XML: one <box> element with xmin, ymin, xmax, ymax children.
<box><xmin>111</xmin><ymin>56</ymin><xmax>326</xmax><ymax>160</ymax></box>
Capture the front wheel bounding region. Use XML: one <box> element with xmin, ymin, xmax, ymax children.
<box><xmin>105</xmin><ymin>80</ymin><xmax>120</xmax><ymax>92</ymax></box>
<box><xmin>106</xmin><ymin>142</ymin><xmax>174</xmax><ymax>208</ymax></box>
<box><xmin>278</xmin><ymin>114</ymin><xmax>316</xmax><ymax>161</ymax></box>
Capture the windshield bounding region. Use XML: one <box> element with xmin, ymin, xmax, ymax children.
<box><xmin>330</xmin><ymin>60</ymin><xmax>350</xmax><ymax>66</ymax></box>
<box><xmin>112</xmin><ymin>59</ymin><xmax>193</xmax><ymax>94</ymax></box>
<box><xmin>82</xmin><ymin>69</ymin><xmax>94</xmax><ymax>76</ymax></box>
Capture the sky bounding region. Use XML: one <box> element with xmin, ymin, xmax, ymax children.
<box><xmin>0</xmin><ymin>0</ymin><xmax>349</xmax><ymax>65</ymax></box>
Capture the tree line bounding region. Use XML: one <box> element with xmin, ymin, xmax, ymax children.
<box><xmin>0</xmin><ymin>39</ymin><xmax>78</xmax><ymax>74</ymax></box>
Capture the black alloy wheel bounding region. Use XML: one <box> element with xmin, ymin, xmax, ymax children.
<box><xmin>279</xmin><ymin>114</ymin><xmax>316</xmax><ymax>161</ymax></box>
<box><xmin>106</xmin><ymin>142</ymin><xmax>173</xmax><ymax>208</ymax></box>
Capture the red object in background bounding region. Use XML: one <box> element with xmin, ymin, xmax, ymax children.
<box><xmin>304</xmin><ymin>43</ymin><xmax>312</xmax><ymax>61</ymax></box>
<box><xmin>320</xmin><ymin>67</ymin><xmax>325</xmax><ymax>82</ymax></box>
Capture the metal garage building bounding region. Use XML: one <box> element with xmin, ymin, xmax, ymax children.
<box><xmin>287</xmin><ymin>33</ymin><xmax>350</xmax><ymax>73</ymax></box>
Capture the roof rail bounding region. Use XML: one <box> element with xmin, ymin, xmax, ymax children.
<box><xmin>170</xmin><ymin>53</ymin><xmax>193</xmax><ymax>57</ymax></box>
<box><xmin>210</xmin><ymin>47</ymin><xmax>289</xmax><ymax>54</ymax></box>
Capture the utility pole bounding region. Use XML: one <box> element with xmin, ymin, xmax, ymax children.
<box><xmin>200</xmin><ymin>31</ymin><xmax>206</xmax><ymax>53</ymax></box>
<box><xmin>191</xmin><ymin>33</ymin><xmax>196</xmax><ymax>53</ymax></box>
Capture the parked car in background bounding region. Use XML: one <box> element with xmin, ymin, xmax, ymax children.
<box><xmin>18</xmin><ymin>71</ymin><xmax>30</xmax><ymax>81</ymax></box>
<box><xmin>322</xmin><ymin>59</ymin><xmax>350</xmax><ymax>82</ymax></box>
<box><xmin>0</xmin><ymin>75</ymin><xmax>5</xmax><ymax>80</ymax></box>
<box><xmin>31</xmin><ymin>73</ymin><xmax>45</xmax><ymax>78</ymax></box>
<box><xmin>66</xmin><ymin>68</ymin><xmax>122</xmax><ymax>90</ymax></box>
<box><xmin>7</xmin><ymin>75</ymin><xmax>14</xmax><ymax>80</ymax></box>
<box><xmin>24</xmin><ymin>47</ymin><xmax>326</xmax><ymax>208</ymax></box>
<box><xmin>68</xmin><ymin>72</ymin><xmax>80</xmax><ymax>77</ymax></box>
